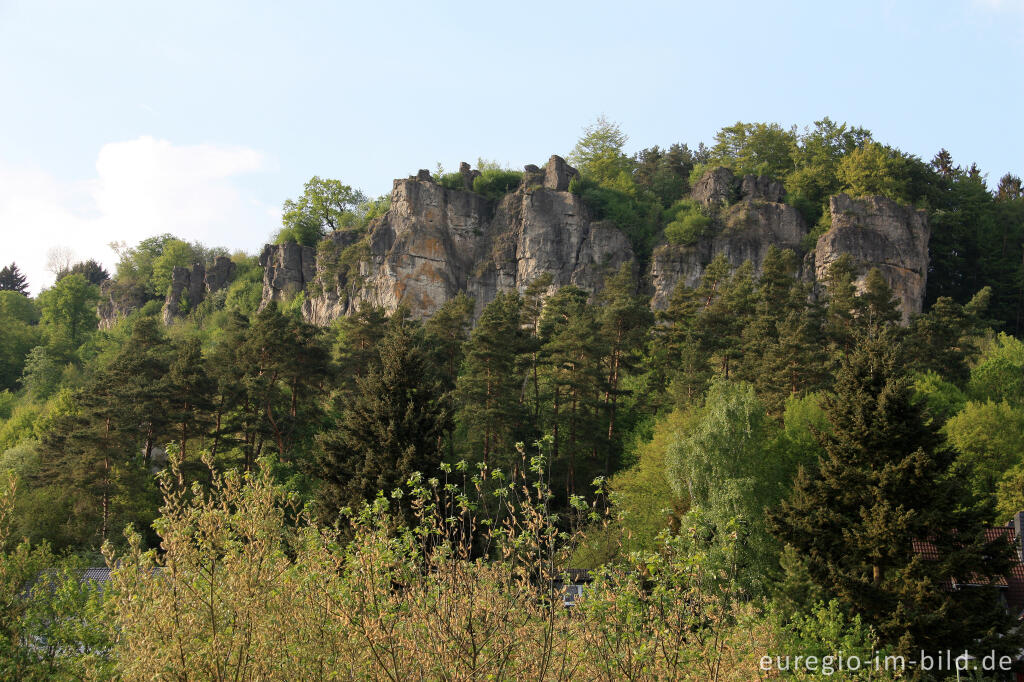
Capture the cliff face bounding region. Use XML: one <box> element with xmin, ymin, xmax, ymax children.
<box><xmin>813</xmin><ymin>193</ymin><xmax>930</xmax><ymax>322</ymax></box>
<box><xmin>162</xmin><ymin>256</ymin><xmax>236</xmax><ymax>324</ymax></box>
<box><xmin>649</xmin><ymin>167</ymin><xmax>807</xmax><ymax>309</ymax></box>
<box><xmin>257</xmin><ymin>163</ymin><xmax>932</xmax><ymax>326</ymax></box>
<box><xmin>261</xmin><ymin>156</ymin><xmax>635</xmax><ymax>323</ymax></box>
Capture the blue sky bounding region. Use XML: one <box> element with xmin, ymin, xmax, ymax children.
<box><xmin>1</xmin><ymin>0</ymin><xmax>1021</xmax><ymax>292</ymax></box>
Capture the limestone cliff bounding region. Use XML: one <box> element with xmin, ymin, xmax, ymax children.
<box><xmin>260</xmin><ymin>156</ymin><xmax>634</xmax><ymax>323</ymax></box>
<box><xmin>258</xmin><ymin>163</ymin><xmax>932</xmax><ymax>325</ymax></box>
<box><xmin>161</xmin><ymin>256</ymin><xmax>236</xmax><ymax>324</ymax></box>
<box><xmin>649</xmin><ymin>167</ymin><xmax>807</xmax><ymax>309</ymax></box>
<box><xmin>812</xmin><ymin>193</ymin><xmax>930</xmax><ymax>323</ymax></box>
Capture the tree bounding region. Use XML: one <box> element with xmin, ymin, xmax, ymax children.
<box><xmin>423</xmin><ymin>292</ymin><xmax>474</xmax><ymax>391</ymax></box>
<box><xmin>597</xmin><ymin>264</ymin><xmax>653</xmax><ymax>457</ymax></box>
<box><xmin>944</xmin><ymin>400</ymin><xmax>1024</xmax><ymax>513</ymax></box>
<box><xmin>568</xmin><ymin>116</ymin><xmax>635</xmax><ymax>191</ymax></box>
<box><xmin>666</xmin><ymin>380</ymin><xmax>781</xmax><ymax>590</ymax></box>
<box><xmin>837</xmin><ymin>142</ymin><xmax>912</xmax><ymax>202</ymax></box>
<box><xmin>710</xmin><ymin>121</ymin><xmax>798</xmax><ymax>179</ymax></box>
<box><xmin>150</xmin><ymin>239</ymin><xmax>196</xmax><ymax>297</ymax></box>
<box><xmin>456</xmin><ymin>292</ymin><xmax>527</xmax><ymax>469</ymax></box>
<box><xmin>44</xmin><ymin>247</ymin><xmax>74</xmax><ymax>278</ymax></box>
<box><xmin>36</xmin><ymin>274</ymin><xmax>99</xmax><ymax>350</ymax></box>
<box><xmin>277</xmin><ymin>177</ymin><xmax>368</xmax><ymax>246</ymax></box>
<box><xmin>769</xmin><ymin>333</ymin><xmax>1018</xmax><ymax>658</ymax></box>
<box><xmin>539</xmin><ymin>287</ymin><xmax>607</xmax><ymax>497</ymax></box>
<box><xmin>0</xmin><ymin>264</ymin><xmax>28</xmax><ymax>294</ymax></box>
<box><xmin>0</xmin><ymin>292</ymin><xmax>41</xmax><ymax>392</ymax></box>
<box><xmin>316</xmin><ymin>320</ymin><xmax>450</xmax><ymax>521</ymax></box>
<box><xmin>56</xmin><ymin>259</ymin><xmax>110</xmax><ymax>286</ymax></box>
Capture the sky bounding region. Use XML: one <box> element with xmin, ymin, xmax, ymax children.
<box><xmin>1</xmin><ymin>0</ymin><xmax>1021</xmax><ymax>294</ymax></box>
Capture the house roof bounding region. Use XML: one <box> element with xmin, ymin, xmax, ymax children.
<box><xmin>913</xmin><ymin>525</ymin><xmax>1024</xmax><ymax>618</ymax></box>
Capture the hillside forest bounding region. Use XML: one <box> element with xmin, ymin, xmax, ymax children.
<box><xmin>2</xmin><ymin>118</ymin><xmax>1024</xmax><ymax>678</ymax></box>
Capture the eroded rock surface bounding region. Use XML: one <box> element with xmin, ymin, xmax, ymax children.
<box><xmin>162</xmin><ymin>256</ymin><xmax>236</xmax><ymax>324</ymax></box>
<box><xmin>650</xmin><ymin>168</ymin><xmax>807</xmax><ymax>309</ymax></box>
<box><xmin>261</xmin><ymin>157</ymin><xmax>633</xmax><ymax>323</ymax></box>
<box><xmin>813</xmin><ymin>193</ymin><xmax>929</xmax><ymax>322</ymax></box>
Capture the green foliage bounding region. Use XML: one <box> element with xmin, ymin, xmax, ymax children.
<box><xmin>568</xmin><ymin>115</ymin><xmax>635</xmax><ymax>189</ymax></box>
<box><xmin>710</xmin><ymin>121</ymin><xmax>798</xmax><ymax>178</ymax></box>
<box><xmin>56</xmin><ymin>258</ymin><xmax>110</xmax><ymax>286</ymax></box>
<box><xmin>223</xmin><ymin>265</ymin><xmax>263</xmax><ymax>316</ymax></box>
<box><xmin>0</xmin><ymin>263</ymin><xmax>29</xmax><ymax>294</ymax></box>
<box><xmin>472</xmin><ymin>168</ymin><xmax>523</xmax><ymax>200</ymax></box>
<box><xmin>836</xmin><ymin>142</ymin><xmax>914</xmax><ymax>203</ymax></box>
<box><xmin>436</xmin><ymin>171</ymin><xmax>463</xmax><ymax>190</ymax></box>
<box><xmin>276</xmin><ymin>176</ymin><xmax>368</xmax><ymax>246</ymax></box>
<box><xmin>150</xmin><ymin>238</ymin><xmax>196</xmax><ymax>296</ymax></box>
<box><xmin>770</xmin><ymin>334</ymin><xmax>1019</xmax><ymax>658</ymax></box>
<box><xmin>944</xmin><ymin>400</ymin><xmax>1024</xmax><ymax>513</ymax></box>
<box><xmin>911</xmin><ymin>370</ymin><xmax>967</xmax><ymax>424</ymax></box>
<box><xmin>663</xmin><ymin>198</ymin><xmax>712</xmax><ymax>245</ymax></box>
<box><xmin>36</xmin><ymin>273</ymin><xmax>99</xmax><ymax>350</ymax></box>
<box><xmin>0</xmin><ymin>292</ymin><xmax>42</xmax><ymax>392</ymax></box>
<box><xmin>968</xmin><ymin>332</ymin><xmax>1024</xmax><ymax>404</ymax></box>
<box><xmin>19</xmin><ymin>347</ymin><xmax>63</xmax><ymax>400</ymax></box>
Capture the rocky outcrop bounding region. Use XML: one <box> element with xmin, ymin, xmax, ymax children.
<box><xmin>98</xmin><ymin>279</ymin><xmax>147</xmax><ymax>330</ymax></box>
<box><xmin>259</xmin><ymin>242</ymin><xmax>316</xmax><ymax>306</ymax></box>
<box><xmin>261</xmin><ymin>156</ymin><xmax>634</xmax><ymax>324</ymax></box>
<box><xmin>812</xmin><ymin>193</ymin><xmax>929</xmax><ymax>322</ymax></box>
<box><xmin>649</xmin><ymin>168</ymin><xmax>807</xmax><ymax>309</ymax></box>
<box><xmin>258</xmin><ymin>161</ymin><xmax>932</xmax><ymax>326</ymax></box>
<box><xmin>161</xmin><ymin>256</ymin><xmax>236</xmax><ymax>324</ymax></box>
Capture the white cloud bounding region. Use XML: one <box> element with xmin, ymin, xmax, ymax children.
<box><xmin>0</xmin><ymin>137</ymin><xmax>278</xmax><ymax>294</ymax></box>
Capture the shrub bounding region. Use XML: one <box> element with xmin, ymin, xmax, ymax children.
<box><xmin>472</xmin><ymin>169</ymin><xmax>523</xmax><ymax>200</ymax></box>
<box><xmin>663</xmin><ymin>198</ymin><xmax>712</xmax><ymax>245</ymax></box>
<box><xmin>437</xmin><ymin>172</ymin><xmax>464</xmax><ymax>190</ymax></box>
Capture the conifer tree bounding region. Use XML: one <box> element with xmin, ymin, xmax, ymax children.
<box><xmin>0</xmin><ymin>263</ymin><xmax>28</xmax><ymax>294</ymax></box>
<box><xmin>424</xmin><ymin>292</ymin><xmax>474</xmax><ymax>392</ymax></box>
<box><xmin>539</xmin><ymin>286</ymin><xmax>607</xmax><ymax>497</ymax></box>
<box><xmin>769</xmin><ymin>333</ymin><xmax>1018</xmax><ymax>658</ymax></box>
<box><xmin>456</xmin><ymin>292</ymin><xmax>527</xmax><ymax>468</ymax></box>
<box><xmin>316</xmin><ymin>320</ymin><xmax>450</xmax><ymax>521</ymax></box>
<box><xmin>597</xmin><ymin>264</ymin><xmax>653</xmax><ymax>456</ymax></box>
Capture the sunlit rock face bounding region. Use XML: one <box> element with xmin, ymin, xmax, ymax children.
<box><xmin>261</xmin><ymin>156</ymin><xmax>634</xmax><ymax>323</ymax></box>
<box><xmin>257</xmin><ymin>163</ymin><xmax>929</xmax><ymax>326</ymax></box>
<box><xmin>813</xmin><ymin>193</ymin><xmax>930</xmax><ymax>323</ymax></box>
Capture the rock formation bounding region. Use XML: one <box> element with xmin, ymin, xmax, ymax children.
<box><xmin>161</xmin><ymin>256</ymin><xmax>236</xmax><ymax>324</ymax></box>
<box><xmin>257</xmin><ymin>162</ymin><xmax>932</xmax><ymax>326</ymax></box>
<box><xmin>649</xmin><ymin>167</ymin><xmax>807</xmax><ymax>309</ymax></box>
<box><xmin>812</xmin><ymin>193</ymin><xmax>929</xmax><ymax>322</ymax></box>
<box><xmin>98</xmin><ymin>279</ymin><xmax>148</xmax><ymax>330</ymax></box>
<box><xmin>261</xmin><ymin>155</ymin><xmax>633</xmax><ymax>324</ymax></box>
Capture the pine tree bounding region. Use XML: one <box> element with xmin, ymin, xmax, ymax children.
<box><xmin>424</xmin><ymin>292</ymin><xmax>474</xmax><ymax>392</ymax></box>
<box><xmin>456</xmin><ymin>292</ymin><xmax>527</xmax><ymax>469</ymax></box>
<box><xmin>316</xmin><ymin>320</ymin><xmax>450</xmax><ymax>521</ymax></box>
<box><xmin>0</xmin><ymin>263</ymin><xmax>28</xmax><ymax>294</ymax></box>
<box><xmin>597</xmin><ymin>264</ymin><xmax>653</xmax><ymax>460</ymax></box>
<box><xmin>165</xmin><ymin>337</ymin><xmax>215</xmax><ymax>461</ymax></box>
<box><xmin>769</xmin><ymin>333</ymin><xmax>1019</xmax><ymax>658</ymax></box>
<box><xmin>539</xmin><ymin>286</ymin><xmax>607</xmax><ymax>497</ymax></box>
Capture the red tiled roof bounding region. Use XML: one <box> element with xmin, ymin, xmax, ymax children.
<box><xmin>913</xmin><ymin>526</ymin><xmax>1024</xmax><ymax>618</ymax></box>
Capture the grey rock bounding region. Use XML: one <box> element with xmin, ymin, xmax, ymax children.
<box><xmin>98</xmin><ymin>279</ymin><xmax>147</xmax><ymax>329</ymax></box>
<box><xmin>204</xmin><ymin>256</ymin><xmax>236</xmax><ymax>293</ymax></box>
<box><xmin>543</xmin><ymin>155</ymin><xmax>580</xmax><ymax>191</ymax></box>
<box><xmin>459</xmin><ymin>161</ymin><xmax>481</xmax><ymax>191</ymax></box>
<box><xmin>416</xmin><ymin>169</ymin><xmax>432</xmax><ymax>182</ymax></box>
<box><xmin>284</xmin><ymin>170</ymin><xmax>633</xmax><ymax>323</ymax></box>
<box><xmin>522</xmin><ymin>164</ymin><xmax>544</xmax><ymax>187</ymax></box>
<box><xmin>259</xmin><ymin>241</ymin><xmax>316</xmax><ymax>308</ymax></box>
<box><xmin>814</xmin><ymin>193</ymin><xmax>929</xmax><ymax>323</ymax></box>
<box><xmin>650</xmin><ymin>195</ymin><xmax>808</xmax><ymax>310</ymax></box>
<box><xmin>690</xmin><ymin>166</ymin><xmax>737</xmax><ymax>206</ymax></box>
<box><xmin>162</xmin><ymin>263</ymin><xmax>206</xmax><ymax>325</ymax></box>
<box><xmin>740</xmin><ymin>174</ymin><xmax>785</xmax><ymax>203</ymax></box>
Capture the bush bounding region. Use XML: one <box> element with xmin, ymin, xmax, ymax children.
<box><xmin>472</xmin><ymin>169</ymin><xmax>523</xmax><ymax>200</ymax></box>
<box><xmin>663</xmin><ymin>199</ymin><xmax>712</xmax><ymax>246</ymax></box>
<box><xmin>224</xmin><ymin>268</ymin><xmax>263</xmax><ymax>317</ymax></box>
<box><xmin>437</xmin><ymin>172</ymin><xmax>464</xmax><ymax>190</ymax></box>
